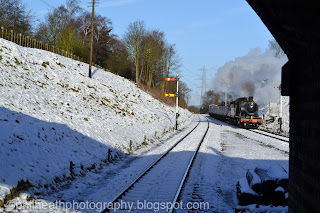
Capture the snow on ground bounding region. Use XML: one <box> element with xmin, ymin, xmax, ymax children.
<box><xmin>0</xmin><ymin>38</ymin><xmax>192</xmax><ymax>208</ymax></box>
<box><xmin>0</xmin><ymin>37</ymin><xmax>289</xmax><ymax>213</ymax></box>
<box><xmin>34</xmin><ymin>116</ymin><xmax>200</xmax><ymax>212</ymax></box>
<box><xmin>2</xmin><ymin>117</ymin><xmax>198</xmax><ymax>212</ymax></box>
<box><xmin>178</xmin><ymin>115</ymin><xmax>289</xmax><ymax>212</ymax></box>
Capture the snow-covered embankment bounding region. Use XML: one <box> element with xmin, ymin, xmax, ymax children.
<box><xmin>0</xmin><ymin>38</ymin><xmax>192</xmax><ymax>201</ymax></box>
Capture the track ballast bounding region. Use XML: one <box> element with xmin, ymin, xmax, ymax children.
<box><xmin>102</xmin><ymin>115</ymin><xmax>209</xmax><ymax>213</ymax></box>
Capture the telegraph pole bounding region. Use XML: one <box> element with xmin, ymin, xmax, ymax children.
<box><xmin>88</xmin><ymin>0</ymin><xmax>96</xmax><ymax>78</ymax></box>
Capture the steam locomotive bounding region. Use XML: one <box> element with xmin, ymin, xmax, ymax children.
<box><xmin>209</xmin><ymin>96</ymin><xmax>263</xmax><ymax>128</ymax></box>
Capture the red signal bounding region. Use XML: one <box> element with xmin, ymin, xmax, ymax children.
<box><xmin>165</xmin><ymin>78</ymin><xmax>176</xmax><ymax>81</ymax></box>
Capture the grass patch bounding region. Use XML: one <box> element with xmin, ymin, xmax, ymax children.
<box><xmin>42</xmin><ymin>61</ymin><xmax>49</xmax><ymax>68</ymax></box>
<box><xmin>87</xmin><ymin>85</ymin><xmax>97</xmax><ymax>91</ymax></box>
<box><xmin>3</xmin><ymin>180</ymin><xmax>32</xmax><ymax>204</ymax></box>
<box><xmin>14</xmin><ymin>58</ymin><xmax>20</xmax><ymax>65</ymax></box>
<box><xmin>70</xmin><ymin>87</ymin><xmax>80</xmax><ymax>92</ymax></box>
<box><xmin>56</xmin><ymin>62</ymin><xmax>66</xmax><ymax>68</ymax></box>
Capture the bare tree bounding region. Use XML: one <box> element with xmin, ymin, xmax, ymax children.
<box><xmin>106</xmin><ymin>38</ymin><xmax>133</xmax><ymax>79</ymax></box>
<box><xmin>141</xmin><ymin>29</ymin><xmax>166</xmax><ymax>87</ymax></box>
<box><xmin>35</xmin><ymin>0</ymin><xmax>82</xmax><ymax>47</ymax></box>
<box><xmin>201</xmin><ymin>90</ymin><xmax>227</xmax><ymax>113</ymax></box>
<box><xmin>123</xmin><ymin>20</ymin><xmax>146</xmax><ymax>84</ymax></box>
<box><xmin>79</xmin><ymin>12</ymin><xmax>91</xmax><ymax>43</ymax></box>
<box><xmin>269</xmin><ymin>39</ymin><xmax>285</xmax><ymax>57</ymax></box>
<box><xmin>179</xmin><ymin>81</ymin><xmax>191</xmax><ymax>100</ymax></box>
<box><xmin>0</xmin><ymin>0</ymin><xmax>33</xmax><ymax>34</ymax></box>
<box><xmin>160</xmin><ymin>44</ymin><xmax>181</xmax><ymax>91</ymax></box>
<box><xmin>78</xmin><ymin>12</ymin><xmax>113</xmax><ymax>67</ymax></box>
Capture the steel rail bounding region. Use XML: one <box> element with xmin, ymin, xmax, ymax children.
<box><xmin>257</xmin><ymin>128</ymin><xmax>289</xmax><ymax>138</ymax></box>
<box><xmin>248</xmin><ymin>129</ymin><xmax>289</xmax><ymax>143</ymax></box>
<box><xmin>101</xmin><ymin>115</ymin><xmax>203</xmax><ymax>213</ymax></box>
<box><xmin>168</xmin><ymin>117</ymin><xmax>209</xmax><ymax>213</ymax></box>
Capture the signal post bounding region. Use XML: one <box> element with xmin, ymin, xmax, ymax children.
<box><xmin>165</xmin><ymin>74</ymin><xmax>180</xmax><ymax>130</ymax></box>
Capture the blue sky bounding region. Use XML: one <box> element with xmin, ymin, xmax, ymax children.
<box><xmin>25</xmin><ymin>0</ymin><xmax>274</xmax><ymax>106</ymax></box>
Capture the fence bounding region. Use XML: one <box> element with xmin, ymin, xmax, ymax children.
<box><xmin>0</xmin><ymin>26</ymin><xmax>107</xmax><ymax>71</ymax></box>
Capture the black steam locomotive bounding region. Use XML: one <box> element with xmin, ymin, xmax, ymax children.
<box><xmin>209</xmin><ymin>96</ymin><xmax>263</xmax><ymax>128</ymax></box>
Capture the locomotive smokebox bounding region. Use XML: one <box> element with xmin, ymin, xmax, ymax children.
<box><xmin>245</xmin><ymin>101</ymin><xmax>258</xmax><ymax>116</ymax></box>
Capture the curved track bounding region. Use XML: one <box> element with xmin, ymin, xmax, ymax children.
<box><xmin>101</xmin><ymin>115</ymin><xmax>210</xmax><ymax>213</ymax></box>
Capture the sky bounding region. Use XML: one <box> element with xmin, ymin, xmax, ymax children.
<box><xmin>23</xmin><ymin>0</ymin><xmax>275</xmax><ymax>106</ymax></box>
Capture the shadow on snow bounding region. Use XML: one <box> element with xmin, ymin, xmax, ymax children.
<box><xmin>0</xmin><ymin>108</ymin><xmax>288</xmax><ymax>212</ymax></box>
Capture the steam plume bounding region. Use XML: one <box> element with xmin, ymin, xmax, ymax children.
<box><xmin>212</xmin><ymin>48</ymin><xmax>288</xmax><ymax>107</ymax></box>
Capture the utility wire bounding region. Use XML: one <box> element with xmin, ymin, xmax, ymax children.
<box><xmin>182</xmin><ymin>65</ymin><xmax>200</xmax><ymax>76</ymax></box>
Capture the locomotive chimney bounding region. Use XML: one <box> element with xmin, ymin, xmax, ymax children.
<box><xmin>249</xmin><ymin>96</ymin><xmax>253</xmax><ymax>102</ymax></box>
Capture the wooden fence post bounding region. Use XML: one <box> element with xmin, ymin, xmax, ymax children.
<box><xmin>130</xmin><ymin>140</ymin><xmax>132</xmax><ymax>152</ymax></box>
<box><xmin>1</xmin><ymin>26</ymin><xmax>4</xmax><ymax>38</ymax></box>
<box><xmin>19</xmin><ymin>34</ymin><xmax>22</xmax><ymax>46</ymax></box>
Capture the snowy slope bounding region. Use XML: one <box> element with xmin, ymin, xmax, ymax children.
<box><xmin>0</xmin><ymin>38</ymin><xmax>192</xmax><ymax>201</ymax></box>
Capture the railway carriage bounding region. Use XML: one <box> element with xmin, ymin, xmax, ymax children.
<box><xmin>209</xmin><ymin>96</ymin><xmax>263</xmax><ymax>128</ymax></box>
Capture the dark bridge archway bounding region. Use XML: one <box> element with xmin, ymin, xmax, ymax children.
<box><xmin>246</xmin><ymin>1</ymin><xmax>320</xmax><ymax>212</ymax></box>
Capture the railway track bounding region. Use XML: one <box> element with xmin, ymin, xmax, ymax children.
<box><xmin>248</xmin><ymin>129</ymin><xmax>289</xmax><ymax>143</ymax></box>
<box><xmin>208</xmin><ymin>116</ymin><xmax>289</xmax><ymax>143</ymax></box>
<box><xmin>101</xmin><ymin>115</ymin><xmax>210</xmax><ymax>213</ymax></box>
<box><xmin>257</xmin><ymin>128</ymin><xmax>289</xmax><ymax>138</ymax></box>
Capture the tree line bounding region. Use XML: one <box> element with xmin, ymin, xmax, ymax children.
<box><xmin>0</xmin><ymin>0</ymin><xmax>191</xmax><ymax>107</ymax></box>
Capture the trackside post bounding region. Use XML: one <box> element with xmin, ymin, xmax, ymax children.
<box><xmin>164</xmin><ymin>75</ymin><xmax>180</xmax><ymax>130</ymax></box>
<box><xmin>274</xmin><ymin>85</ymin><xmax>282</xmax><ymax>132</ymax></box>
<box><xmin>176</xmin><ymin>74</ymin><xmax>180</xmax><ymax>130</ymax></box>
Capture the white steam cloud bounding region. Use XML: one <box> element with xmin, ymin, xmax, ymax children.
<box><xmin>212</xmin><ymin>48</ymin><xmax>288</xmax><ymax>107</ymax></box>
